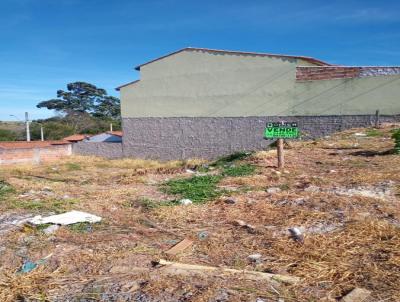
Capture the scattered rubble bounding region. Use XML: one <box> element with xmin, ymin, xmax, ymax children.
<box><xmin>0</xmin><ymin>213</ymin><xmax>34</xmax><ymax>236</ymax></box>
<box><xmin>330</xmin><ymin>181</ymin><xmax>395</xmax><ymax>200</ymax></box>
<box><xmin>0</xmin><ymin>126</ymin><xmax>399</xmax><ymax>301</ymax></box>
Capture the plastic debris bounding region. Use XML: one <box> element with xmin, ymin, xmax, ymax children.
<box><xmin>29</xmin><ymin>210</ymin><xmax>102</xmax><ymax>226</ymax></box>
<box><xmin>198</xmin><ymin>231</ymin><xmax>209</xmax><ymax>240</ymax></box>
<box><xmin>18</xmin><ymin>253</ymin><xmax>53</xmax><ymax>274</ymax></box>
<box><xmin>288</xmin><ymin>227</ymin><xmax>304</xmax><ymax>243</ymax></box>
<box><xmin>179</xmin><ymin>199</ymin><xmax>193</xmax><ymax>206</ymax></box>
<box><xmin>19</xmin><ymin>261</ymin><xmax>37</xmax><ymax>273</ymax></box>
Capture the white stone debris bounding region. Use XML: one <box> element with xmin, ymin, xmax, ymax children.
<box><xmin>271</xmin><ymin>170</ymin><xmax>282</xmax><ymax>176</ymax></box>
<box><xmin>354</xmin><ymin>133</ymin><xmax>367</xmax><ymax>137</ymax></box>
<box><xmin>341</xmin><ymin>287</ymin><xmax>371</xmax><ymax>302</ymax></box>
<box><xmin>29</xmin><ymin>210</ymin><xmax>102</xmax><ymax>226</ymax></box>
<box><xmin>267</xmin><ymin>187</ymin><xmax>281</xmax><ymax>194</ymax></box>
<box><xmin>304</xmin><ymin>185</ymin><xmax>320</xmax><ymax>193</ymax></box>
<box><xmin>179</xmin><ymin>199</ymin><xmax>193</xmax><ymax>206</ymax></box>
<box><xmin>248</xmin><ymin>253</ymin><xmax>262</xmax><ymax>263</ymax></box>
<box><xmin>43</xmin><ymin>224</ymin><xmax>60</xmax><ymax>235</ymax></box>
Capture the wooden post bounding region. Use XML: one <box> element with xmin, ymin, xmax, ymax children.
<box><xmin>375</xmin><ymin>110</ymin><xmax>380</xmax><ymax>128</ymax></box>
<box><xmin>277</xmin><ymin>138</ymin><xmax>284</xmax><ymax>169</ymax></box>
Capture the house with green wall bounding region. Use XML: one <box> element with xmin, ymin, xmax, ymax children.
<box><xmin>117</xmin><ymin>47</ymin><xmax>400</xmax><ymax>160</ymax></box>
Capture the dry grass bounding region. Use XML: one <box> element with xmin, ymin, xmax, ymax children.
<box><xmin>0</xmin><ymin>126</ymin><xmax>399</xmax><ymax>301</ymax></box>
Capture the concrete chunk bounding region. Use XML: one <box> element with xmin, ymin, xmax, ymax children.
<box><xmin>341</xmin><ymin>288</ymin><xmax>371</xmax><ymax>302</ymax></box>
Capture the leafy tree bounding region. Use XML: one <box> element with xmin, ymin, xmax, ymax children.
<box><xmin>36</xmin><ymin>82</ymin><xmax>111</xmax><ymax>115</ymax></box>
<box><xmin>35</xmin><ymin>81</ymin><xmax>121</xmax><ymax>139</ymax></box>
<box><xmin>93</xmin><ymin>96</ymin><xmax>121</xmax><ymax>119</ymax></box>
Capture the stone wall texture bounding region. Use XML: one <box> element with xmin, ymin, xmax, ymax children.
<box><xmin>122</xmin><ymin>115</ymin><xmax>400</xmax><ymax>160</ymax></box>
<box><xmin>0</xmin><ymin>144</ymin><xmax>72</xmax><ymax>165</ymax></box>
<box><xmin>72</xmin><ymin>142</ymin><xmax>123</xmax><ymax>159</ymax></box>
<box><xmin>297</xmin><ymin>66</ymin><xmax>400</xmax><ymax>81</ymax></box>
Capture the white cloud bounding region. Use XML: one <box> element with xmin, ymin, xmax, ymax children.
<box><xmin>335</xmin><ymin>8</ymin><xmax>400</xmax><ymax>23</ymax></box>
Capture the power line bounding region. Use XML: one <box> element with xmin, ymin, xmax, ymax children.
<box><xmin>315</xmin><ymin>76</ymin><xmax>400</xmax><ymax>115</ymax></box>
<box><xmin>240</xmin><ymin>76</ymin><xmax>349</xmax><ymax>116</ymax></box>
<box><xmin>203</xmin><ymin>66</ymin><xmax>295</xmax><ymax>116</ymax></box>
<box><xmin>275</xmin><ymin>79</ymin><xmax>349</xmax><ymax>116</ymax></box>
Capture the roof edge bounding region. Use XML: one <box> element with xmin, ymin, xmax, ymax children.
<box><xmin>297</xmin><ymin>65</ymin><xmax>400</xmax><ymax>68</ymax></box>
<box><xmin>115</xmin><ymin>79</ymin><xmax>140</xmax><ymax>91</ymax></box>
<box><xmin>134</xmin><ymin>47</ymin><xmax>331</xmax><ymax>71</ymax></box>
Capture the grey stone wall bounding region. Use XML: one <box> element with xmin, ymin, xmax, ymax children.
<box><xmin>122</xmin><ymin>115</ymin><xmax>400</xmax><ymax>160</ymax></box>
<box><xmin>73</xmin><ymin>142</ymin><xmax>123</xmax><ymax>159</ymax></box>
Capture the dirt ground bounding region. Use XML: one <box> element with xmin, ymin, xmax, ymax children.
<box><xmin>0</xmin><ymin>125</ymin><xmax>399</xmax><ymax>302</ymax></box>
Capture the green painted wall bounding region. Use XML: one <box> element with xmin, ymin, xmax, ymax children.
<box><xmin>120</xmin><ymin>50</ymin><xmax>400</xmax><ymax>117</ymax></box>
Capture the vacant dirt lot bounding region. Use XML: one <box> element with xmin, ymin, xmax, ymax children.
<box><xmin>0</xmin><ymin>125</ymin><xmax>399</xmax><ymax>302</ymax></box>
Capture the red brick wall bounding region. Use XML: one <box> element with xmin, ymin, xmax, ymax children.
<box><xmin>0</xmin><ymin>144</ymin><xmax>72</xmax><ymax>165</ymax></box>
<box><xmin>296</xmin><ymin>66</ymin><xmax>400</xmax><ymax>81</ymax></box>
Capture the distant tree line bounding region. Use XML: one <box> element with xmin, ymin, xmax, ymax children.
<box><xmin>0</xmin><ymin>82</ymin><xmax>121</xmax><ymax>141</ymax></box>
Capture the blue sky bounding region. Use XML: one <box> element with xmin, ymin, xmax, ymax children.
<box><xmin>0</xmin><ymin>0</ymin><xmax>399</xmax><ymax>120</ymax></box>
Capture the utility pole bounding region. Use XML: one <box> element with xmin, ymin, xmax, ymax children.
<box><xmin>110</xmin><ymin>123</ymin><xmax>113</xmax><ymax>132</ymax></box>
<box><xmin>40</xmin><ymin>125</ymin><xmax>44</xmax><ymax>141</ymax></box>
<box><xmin>25</xmin><ymin>112</ymin><xmax>31</xmax><ymax>142</ymax></box>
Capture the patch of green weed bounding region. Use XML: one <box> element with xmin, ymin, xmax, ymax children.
<box><xmin>65</xmin><ymin>162</ymin><xmax>81</xmax><ymax>171</ymax></box>
<box><xmin>0</xmin><ymin>180</ymin><xmax>14</xmax><ymax>199</ymax></box>
<box><xmin>68</xmin><ymin>222</ymin><xmax>92</xmax><ymax>233</ymax></box>
<box><xmin>279</xmin><ymin>183</ymin><xmax>291</xmax><ymax>191</ymax></box>
<box><xmin>161</xmin><ymin>175</ymin><xmax>223</xmax><ymax>203</ymax></box>
<box><xmin>211</xmin><ymin>152</ymin><xmax>250</xmax><ymax>167</ymax></box>
<box><xmin>10</xmin><ymin>198</ymin><xmax>78</xmax><ymax>213</ymax></box>
<box><xmin>392</xmin><ymin>129</ymin><xmax>400</xmax><ymax>154</ymax></box>
<box><xmin>35</xmin><ymin>223</ymin><xmax>53</xmax><ymax>232</ymax></box>
<box><xmin>222</xmin><ymin>164</ymin><xmax>256</xmax><ymax>177</ymax></box>
<box><xmin>366</xmin><ymin>128</ymin><xmax>384</xmax><ymax>137</ymax></box>
<box><xmin>135</xmin><ymin>197</ymin><xmax>160</xmax><ymax>210</ymax></box>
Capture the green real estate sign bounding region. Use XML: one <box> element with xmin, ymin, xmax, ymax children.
<box><xmin>264</xmin><ymin>122</ymin><xmax>299</xmax><ymax>139</ymax></box>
